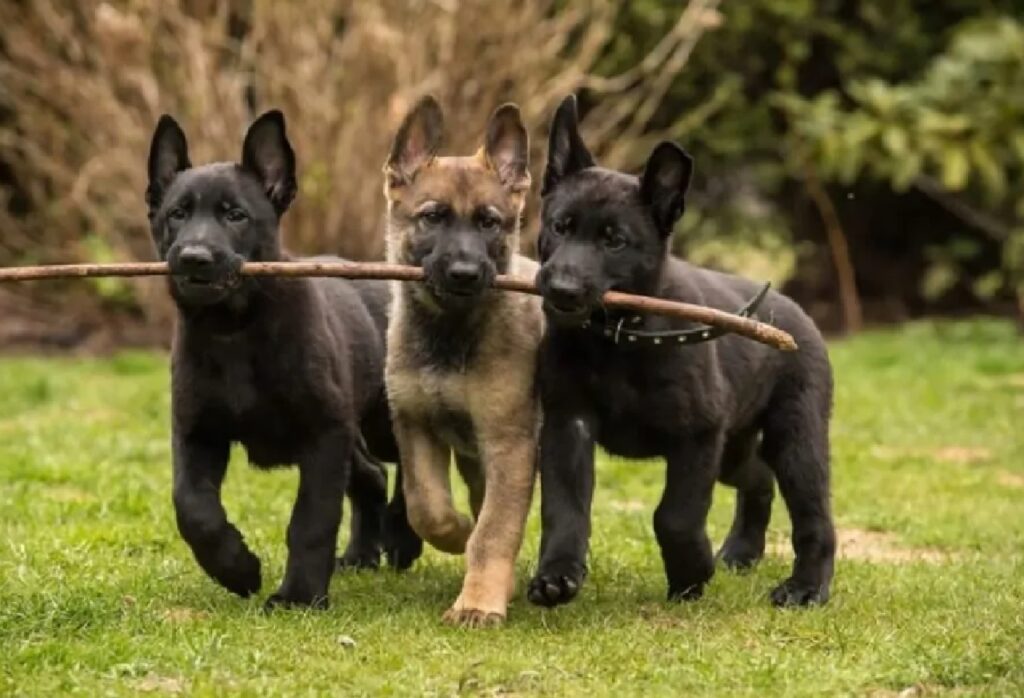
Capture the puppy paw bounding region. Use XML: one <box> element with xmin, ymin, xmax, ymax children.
<box><xmin>336</xmin><ymin>549</ymin><xmax>381</xmax><ymax>571</ymax></box>
<box><xmin>667</xmin><ymin>582</ymin><xmax>706</xmax><ymax>602</ymax></box>
<box><xmin>442</xmin><ymin>607</ymin><xmax>505</xmax><ymax>628</ymax></box>
<box><xmin>383</xmin><ymin>507</ymin><xmax>424</xmax><ymax>571</ymax></box>
<box><xmin>263</xmin><ymin>590</ymin><xmax>329</xmax><ymax>612</ymax></box>
<box><xmin>717</xmin><ymin>535</ymin><xmax>765</xmax><ymax>572</ymax></box>
<box><xmin>770</xmin><ymin>578</ymin><xmax>829</xmax><ymax>607</ymax></box>
<box><xmin>204</xmin><ymin>544</ymin><xmax>262</xmax><ymax>598</ymax></box>
<box><xmin>384</xmin><ymin>532</ymin><xmax>423</xmax><ymax>572</ymax></box>
<box><xmin>527</xmin><ymin>566</ymin><xmax>584</xmax><ymax>607</ymax></box>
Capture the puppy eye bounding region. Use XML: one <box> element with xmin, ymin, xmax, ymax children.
<box><xmin>551</xmin><ymin>216</ymin><xmax>572</xmax><ymax>236</ymax></box>
<box><xmin>167</xmin><ymin>207</ymin><xmax>188</xmax><ymax>222</ymax></box>
<box><xmin>420</xmin><ymin>208</ymin><xmax>448</xmax><ymax>226</ymax></box>
<box><xmin>225</xmin><ymin>208</ymin><xmax>248</xmax><ymax>224</ymax></box>
<box><xmin>604</xmin><ymin>228</ymin><xmax>628</xmax><ymax>251</ymax></box>
<box><xmin>478</xmin><ymin>215</ymin><xmax>501</xmax><ymax>232</ymax></box>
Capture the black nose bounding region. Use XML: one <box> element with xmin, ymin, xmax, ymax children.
<box><xmin>177</xmin><ymin>245</ymin><xmax>215</xmax><ymax>272</ymax></box>
<box><xmin>447</xmin><ymin>260</ymin><xmax>483</xmax><ymax>286</ymax></box>
<box><xmin>546</xmin><ymin>276</ymin><xmax>585</xmax><ymax>308</ymax></box>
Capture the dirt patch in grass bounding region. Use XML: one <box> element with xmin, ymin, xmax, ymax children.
<box><xmin>131</xmin><ymin>675</ymin><xmax>186</xmax><ymax>694</ymax></box>
<box><xmin>46</xmin><ymin>486</ymin><xmax>95</xmax><ymax>503</ymax></box>
<box><xmin>1003</xmin><ymin>374</ymin><xmax>1024</xmax><ymax>389</ymax></box>
<box><xmin>997</xmin><ymin>471</ymin><xmax>1024</xmax><ymax>488</ymax></box>
<box><xmin>770</xmin><ymin>528</ymin><xmax>950</xmax><ymax>564</ymax></box>
<box><xmin>870</xmin><ymin>445</ymin><xmax>992</xmax><ymax>464</ymax></box>
<box><xmin>609</xmin><ymin>500</ymin><xmax>647</xmax><ymax>513</ymax></box>
<box><xmin>930</xmin><ymin>446</ymin><xmax>992</xmax><ymax>464</ymax></box>
<box><xmin>866</xmin><ymin>684</ymin><xmax>978</xmax><ymax>697</ymax></box>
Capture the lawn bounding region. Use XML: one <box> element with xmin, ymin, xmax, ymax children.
<box><xmin>1</xmin><ymin>320</ymin><xmax>1022</xmax><ymax>696</ymax></box>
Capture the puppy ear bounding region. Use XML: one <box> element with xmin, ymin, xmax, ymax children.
<box><xmin>385</xmin><ymin>95</ymin><xmax>444</xmax><ymax>188</ymax></box>
<box><xmin>484</xmin><ymin>103</ymin><xmax>530</xmax><ymax>193</ymax></box>
<box><xmin>542</xmin><ymin>94</ymin><xmax>594</xmax><ymax>196</ymax></box>
<box><xmin>640</xmin><ymin>141</ymin><xmax>693</xmax><ymax>236</ymax></box>
<box><xmin>241</xmin><ymin>110</ymin><xmax>297</xmax><ymax>216</ymax></box>
<box><xmin>146</xmin><ymin>115</ymin><xmax>191</xmax><ymax>213</ymax></box>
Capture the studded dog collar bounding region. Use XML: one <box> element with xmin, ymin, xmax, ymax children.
<box><xmin>586</xmin><ymin>281</ymin><xmax>772</xmax><ymax>347</ymax></box>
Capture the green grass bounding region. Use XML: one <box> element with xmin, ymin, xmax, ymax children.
<box><xmin>1</xmin><ymin>320</ymin><xmax>1022</xmax><ymax>696</ymax></box>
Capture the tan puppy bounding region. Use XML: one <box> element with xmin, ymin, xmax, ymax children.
<box><xmin>383</xmin><ymin>96</ymin><xmax>543</xmax><ymax>626</ymax></box>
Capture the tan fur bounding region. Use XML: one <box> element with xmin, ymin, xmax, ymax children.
<box><xmin>384</xmin><ymin>144</ymin><xmax>543</xmax><ymax>627</ymax></box>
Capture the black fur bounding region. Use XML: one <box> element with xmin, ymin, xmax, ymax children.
<box><xmin>400</xmin><ymin>304</ymin><xmax>490</xmax><ymax>371</ymax></box>
<box><xmin>528</xmin><ymin>96</ymin><xmax>836</xmax><ymax>608</ymax></box>
<box><xmin>146</xmin><ymin>111</ymin><xmax>421</xmax><ymax>609</ymax></box>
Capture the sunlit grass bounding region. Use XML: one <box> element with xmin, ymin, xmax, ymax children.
<box><xmin>1</xmin><ymin>320</ymin><xmax>1022</xmax><ymax>696</ymax></box>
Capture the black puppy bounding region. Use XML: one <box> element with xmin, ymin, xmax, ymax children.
<box><xmin>528</xmin><ymin>96</ymin><xmax>836</xmax><ymax>608</ymax></box>
<box><xmin>145</xmin><ymin>110</ymin><xmax>421</xmax><ymax>608</ymax></box>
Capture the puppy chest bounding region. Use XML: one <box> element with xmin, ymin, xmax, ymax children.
<box><xmin>191</xmin><ymin>356</ymin><xmax>261</xmax><ymax>416</ymax></box>
<box><xmin>581</xmin><ymin>362</ymin><xmax>716</xmax><ymax>455</ymax></box>
<box><xmin>388</xmin><ymin>370</ymin><xmax>478</xmax><ymax>456</ymax></box>
<box><xmin>185</xmin><ymin>363</ymin><xmax>321</xmax><ymax>466</ymax></box>
<box><xmin>429</xmin><ymin>408</ymin><xmax>477</xmax><ymax>457</ymax></box>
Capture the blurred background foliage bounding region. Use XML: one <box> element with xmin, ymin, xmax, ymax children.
<box><xmin>0</xmin><ymin>0</ymin><xmax>1021</xmax><ymax>349</ymax></box>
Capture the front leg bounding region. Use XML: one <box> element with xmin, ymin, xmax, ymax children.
<box><xmin>527</xmin><ymin>413</ymin><xmax>595</xmax><ymax>608</ymax></box>
<box><xmin>172</xmin><ymin>431</ymin><xmax>261</xmax><ymax>597</ymax></box>
<box><xmin>395</xmin><ymin>417</ymin><xmax>473</xmax><ymax>554</ymax></box>
<box><xmin>444</xmin><ymin>424</ymin><xmax>537</xmax><ymax>627</ymax></box>
<box><xmin>656</xmin><ymin>431</ymin><xmax>724</xmax><ymax>601</ymax></box>
<box><xmin>266</xmin><ymin>428</ymin><xmax>351</xmax><ymax>609</ymax></box>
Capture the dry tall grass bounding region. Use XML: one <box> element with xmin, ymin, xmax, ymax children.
<box><xmin>0</xmin><ymin>0</ymin><xmax>719</xmax><ymax>344</ymax></box>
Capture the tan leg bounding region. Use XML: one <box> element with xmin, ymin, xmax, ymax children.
<box><xmin>395</xmin><ymin>418</ymin><xmax>473</xmax><ymax>554</ymax></box>
<box><xmin>444</xmin><ymin>429</ymin><xmax>536</xmax><ymax>627</ymax></box>
<box><xmin>455</xmin><ymin>453</ymin><xmax>485</xmax><ymax>520</ymax></box>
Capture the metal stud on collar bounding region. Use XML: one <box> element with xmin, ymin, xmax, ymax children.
<box><xmin>592</xmin><ymin>281</ymin><xmax>773</xmax><ymax>349</ymax></box>
<box><xmin>613</xmin><ymin>317</ymin><xmax>625</xmax><ymax>344</ymax></box>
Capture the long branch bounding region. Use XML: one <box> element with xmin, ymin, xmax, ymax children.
<box><xmin>0</xmin><ymin>260</ymin><xmax>798</xmax><ymax>351</ymax></box>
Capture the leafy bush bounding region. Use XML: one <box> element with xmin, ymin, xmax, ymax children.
<box><xmin>0</xmin><ymin>0</ymin><xmax>718</xmax><ymax>333</ymax></box>
<box><xmin>781</xmin><ymin>16</ymin><xmax>1024</xmax><ymax>310</ymax></box>
<box><xmin>1</xmin><ymin>0</ymin><xmax>1021</xmax><ymax>343</ymax></box>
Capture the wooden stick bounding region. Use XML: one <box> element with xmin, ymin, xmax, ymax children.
<box><xmin>0</xmin><ymin>261</ymin><xmax>798</xmax><ymax>351</ymax></box>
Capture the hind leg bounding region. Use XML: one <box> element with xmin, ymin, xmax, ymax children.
<box><xmin>338</xmin><ymin>440</ymin><xmax>386</xmax><ymax>570</ymax></box>
<box><xmin>718</xmin><ymin>456</ymin><xmax>774</xmax><ymax>571</ymax></box>
<box><xmin>383</xmin><ymin>463</ymin><xmax>424</xmax><ymax>570</ymax></box>
<box><xmin>760</xmin><ymin>392</ymin><xmax>836</xmax><ymax>607</ymax></box>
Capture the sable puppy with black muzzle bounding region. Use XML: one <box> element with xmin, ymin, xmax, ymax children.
<box><xmin>529</xmin><ymin>95</ymin><xmax>837</xmax><ymax>609</ymax></box>
<box><xmin>383</xmin><ymin>96</ymin><xmax>544</xmax><ymax>627</ymax></box>
<box><xmin>146</xmin><ymin>110</ymin><xmax>421</xmax><ymax>609</ymax></box>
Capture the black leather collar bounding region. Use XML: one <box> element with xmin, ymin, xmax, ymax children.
<box><xmin>585</xmin><ymin>282</ymin><xmax>772</xmax><ymax>347</ymax></box>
